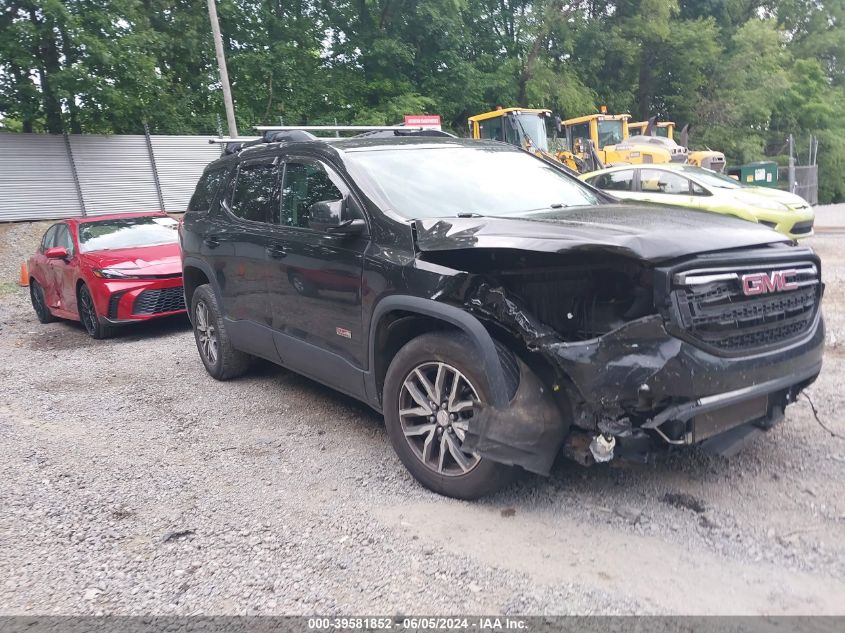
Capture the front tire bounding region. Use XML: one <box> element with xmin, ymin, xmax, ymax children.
<box><xmin>383</xmin><ymin>331</ymin><xmax>519</xmax><ymax>499</ymax></box>
<box><xmin>30</xmin><ymin>280</ymin><xmax>56</xmax><ymax>324</ymax></box>
<box><xmin>78</xmin><ymin>284</ymin><xmax>112</xmax><ymax>339</ymax></box>
<box><xmin>191</xmin><ymin>284</ymin><xmax>251</xmax><ymax>380</ymax></box>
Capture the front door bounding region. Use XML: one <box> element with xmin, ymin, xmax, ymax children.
<box><xmin>49</xmin><ymin>223</ymin><xmax>79</xmax><ymax>314</ymax></box>
<box><xmin>265</xmin><ymin>157</ymin><xmax>368</xmax><ymax>395</ymax></box>
<box><xmin>34</xmin><ymin>224</ymin><xmax>60</xmax><ymax>308</ymax></box>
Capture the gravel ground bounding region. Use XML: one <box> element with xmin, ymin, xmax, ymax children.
<box><xmin>0</xmin><ymin>219</ymin><xmax>844</xmax><ymax>616</ymax></box>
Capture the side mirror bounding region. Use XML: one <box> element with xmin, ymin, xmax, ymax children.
<box><xmin>308</xmin><ymin>200</ymin><xmax>344</xmax><ymax>232</ymax></box>
<box><xmin>45</xmin><ymin>246</ymin><xmax>69</xmax><ymax>260</ymax></box>
<box><xmin>308</xmin><ymin>199</ymin><xmax>367</xmax><ymax>236</ymax></box>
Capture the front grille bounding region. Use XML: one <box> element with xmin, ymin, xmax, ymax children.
<box><xmin>791</xmin><ymin>220</ymin><xmax>814</xmax><ymax>235</ymax></box>
<box><xmin>133</xmin><ymin>286</ymin><xmax>186</xmax><ymax>315</ymax></box>
<box><xmin>670</xmin><ymin>261</ymin><xmax>820</xmax><ymax>354</ymax></box>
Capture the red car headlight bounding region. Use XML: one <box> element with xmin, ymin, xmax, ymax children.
<box><xmin>92</xmin><ymin>267</ymin><xmax>143</xmax><ymax>279</ymax></box>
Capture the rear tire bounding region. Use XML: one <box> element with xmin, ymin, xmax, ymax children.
<box><xmin>78</xmin><ymin>284</ymin><xmax>112</xmax><ymax>339</ymax></box>
<box><xmin>383</xmin><ymin>331</ymin><xmax>519</xmax><ymax>499</ymax></box>
<box><xmin>191</xmin><ymin>284</ymin><xmax>251</xmax><ymax>380</ymax></box>
<box><xmin>30</xmin><ymin>280</ymin><xmax>56</xmax><ymax>324</ymax></box>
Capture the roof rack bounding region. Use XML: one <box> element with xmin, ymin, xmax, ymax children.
<box><xmin>209</xmin><ymin>123</ymin><xmax>449</xmax><ymax>155</ymax></box>
<box><xmin>254</xmin><ymin>125</ymin><xmax>434</xmax><ymax>133</ymax></box>
<box><xmin>209</xmin><ymin>129</ymin><xmax>322</xmax><ymax>154</ymax></box>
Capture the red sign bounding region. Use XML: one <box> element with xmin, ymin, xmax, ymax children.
<box><xmin>404</xmin><ymin>115</ymin><xmax>442</xmax><ymax>129</ymax></box>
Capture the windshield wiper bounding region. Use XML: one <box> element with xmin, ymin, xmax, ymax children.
<box><xmin>456</xmin><ymin>212</ymin><xmax>485</xmax><ymax>218</ymax></box>
<box><xmin>549</xmin><ymin>202</ymin><xmax>570</xmax><ymax>209</ymax></box>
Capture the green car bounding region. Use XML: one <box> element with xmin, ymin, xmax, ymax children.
<box><xmin>580</xmin><ymin>163</ymin><xmax>815</xmax><ymax>239</ymax></box>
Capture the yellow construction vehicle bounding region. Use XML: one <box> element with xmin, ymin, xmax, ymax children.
<box><xmin>468</xmin><ymin>107</ymin><xmax>676</xmax><ymax>172</ymax></box>
<box><xmin>467</xmin><ymin>107</ymin><xmax>583</xmax><ymax>171</ymax></box>
<box><xmin>560</xmin><ymin>111</ymin><xmax>674</xmax><ymax>168</ymax></box>
<box><xmin>628</xmin><ymin>120</ymin><xmax>726</xmax><ymax>172</ymax></box>
<box><xmin>628</xmin><ymin>120</ymin><xmax>673</xmax><ymax>138</ymax></box>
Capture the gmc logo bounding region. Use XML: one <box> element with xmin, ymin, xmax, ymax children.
<box><xmin>741</xmin><ymin>270</ymin><xmax>799</xmax><ymax>296</ymax></box>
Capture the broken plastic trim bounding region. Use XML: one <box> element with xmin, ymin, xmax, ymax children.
<box><xmin>461</xmin><ymin>356</ymin><xmax>567</xmax><ymax>476</ymax></box>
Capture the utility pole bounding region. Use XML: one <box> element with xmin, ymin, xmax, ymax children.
<box><xmin>788</xmin><ymin>134</ymin><xmax>795</xmax><ymax>194</ymax></box>
<box><xmin>206</xmin><ymin>0</ymin><xmax>238</xmax><ymax>137</ymax></box>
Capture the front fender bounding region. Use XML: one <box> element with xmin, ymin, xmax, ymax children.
<box><xmin>365</xmin><ymin>295</ymin><xmax>512</xmax><ymax>409</ymax></box>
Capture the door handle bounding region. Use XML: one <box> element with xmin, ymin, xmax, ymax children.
<box><xmin>266</xmin><ymin>247</ymin><xmax>287</xmax><ymax>259</ymax></box>
<box><xmin>203</xmin><ymin>236</ymin><xmax>220</xmax><ymax>248</ymax></box>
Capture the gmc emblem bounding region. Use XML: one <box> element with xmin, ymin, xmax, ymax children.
<box><xmin>741</xmin><ymin>270</ymin><xmax>799</xmax><ymax>296</ymax></box>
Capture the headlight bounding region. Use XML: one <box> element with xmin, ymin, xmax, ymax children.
<box><xmin>92</xmin><ymin>268</ymin><xmax>141</xmax><ymax>279</ymax></box>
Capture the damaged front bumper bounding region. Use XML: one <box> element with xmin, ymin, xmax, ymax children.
<box><xmin>463</xmin><ymin>311</ymin><xmax>824</xmax><ymax>475</ymax></box>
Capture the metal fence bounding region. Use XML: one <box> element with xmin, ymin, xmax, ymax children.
<box><xmin>777</xmin><ymin>165</ymin><xmax>819</xmax><ymax>205</ymax></box>
<box><xmin>0</xmin><ymin>132</ymin><xmax>221</xmax><ymax>222</ymax></box>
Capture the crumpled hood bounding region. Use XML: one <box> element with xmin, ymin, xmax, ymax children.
<box><xmin>82</xmin><ymin>243</ymin><xmax>182</xmax><ymax>276</ymax></box>
<box><xmin>414</xmin><ymin>204</ymin><xmax>790</xmax><ymax>263</ymax></box>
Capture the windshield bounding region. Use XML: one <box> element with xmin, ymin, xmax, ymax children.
<box><xmin>597</xmin><ymin>120</ymin><xmax>624</xmax><ymax>147</ymax></box>
<box><xmin>513</xmin><ymin>113</ymin><xmax>549</xmax><ymax>152</ymax></box>
<box><xmin>681</xmin><ymin>166</ymin><xmax>742</xmax><ymax>189</ymax></box>
<box><xmin>346</xmin><ymin>146</ymin><xmax>601</xmax><ymax>219</ymax></box>
<box><xmin>78</xmin><ymin>216</ymin><xmax>179</xmax><ymax>253</ymax></box>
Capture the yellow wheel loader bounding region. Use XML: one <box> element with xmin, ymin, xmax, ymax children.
<box><xmin>467</xmin><ymin>108</ymin><xmax>585</xmax><ymax>172</ymax></box>
<box><xmin>468</xmin><ymin>108</ymin><xmax>673</xmax><ymax>173</ymax></box>
<box><xmin>628</xmin><ymin>120</ymin><xmax>726</xmax><ymax>172</ymax></box>
<box><xmin>560</xmin><ymin>112</ymin><xmax>674</xmax><ymax>168</ymax></box>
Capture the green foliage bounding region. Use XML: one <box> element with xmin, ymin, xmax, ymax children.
<box><xmin>1</xmin><ymin>0</ymin><xmax>843</xmax><ymax>201</ymax></box>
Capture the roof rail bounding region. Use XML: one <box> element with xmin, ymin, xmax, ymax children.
<box><xmin>210</xmin><ymin>124</ymin><xmax>447</xmax><ymax>155</ymax></box>
<box><xmin>209</xmin><ymin>129</ymin><xmax>321</xmax><ymax>155</ymax></box>
<box><xmin>254</xmin><ymin>125</ymin><xmax>433</xmax><ymax>133</ymax></box>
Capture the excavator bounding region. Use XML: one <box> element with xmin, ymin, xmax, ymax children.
<box><xmin>468</xmin><ymin>107</ymin><xmax>674</xmax><ymax>173</ymax></box>
<box><xmin>628</xmin><ymin>119</ymin><xmax>726</xmax><ymax>172</ymax></box>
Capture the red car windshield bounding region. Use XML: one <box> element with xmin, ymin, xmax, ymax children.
<box><xmin>78</xmin><ymin>216</ymin><xmax>179</xmax><ymax>253</ymax></box>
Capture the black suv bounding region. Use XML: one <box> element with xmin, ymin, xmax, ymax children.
<box><xmin>180</xmin><ymin>135</ymin><xmax>824</xmax><ymax>499</ymax></box>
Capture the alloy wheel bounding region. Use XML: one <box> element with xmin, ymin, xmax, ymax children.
<box><xmin>398</xmin><ymin>361</ymin><xmax>481</xmax><ymax>476</ymax></box>
<box><xmin>195</xmin><ymin>300</ymin><xmax>218</xmax><ymax>365</ymax></box>
<box><xmin>79</xmin><ymin>287</ymin><xmax>98</xmax><ymax>336</ymax></box>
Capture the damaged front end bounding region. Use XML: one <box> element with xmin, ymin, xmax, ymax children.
<box><xmin>412</xmin><ymin>227</ymin><xmax>824</xmax><ymax>475</ymax></box>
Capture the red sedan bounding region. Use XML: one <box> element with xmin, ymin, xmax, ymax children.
<box><xmin>27</xmin><ymin>212</ymin><xmax>186</xmax><ymax>338</ymax></box>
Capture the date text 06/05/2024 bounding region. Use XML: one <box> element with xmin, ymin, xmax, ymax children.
<box><xmin>307</xmin><ymin>616</ymin><xmax>527</xmax><ymax>630</ymax></box>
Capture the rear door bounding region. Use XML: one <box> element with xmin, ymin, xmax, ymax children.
<box><xmin>587</xmin><ymin>169</ymin><xmax>635</xmax><ymax>199</ymax></box>
<box><xmin>215</xmin><ymin>156</ymin><xmax>281</xmax><ymax>327</ymax></box>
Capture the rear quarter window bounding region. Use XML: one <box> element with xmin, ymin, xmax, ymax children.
<box><xmin>188</xmin><ymin>168</ymin><xmax>227</xmax><ymax>212</ymax></box>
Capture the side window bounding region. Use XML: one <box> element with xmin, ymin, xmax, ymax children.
<box><xmin>593</xmin><ymin>170</ymin><xmax>634</xmax><ymax>192</ymax></box>
<box><xmin>479</xmin><ymin>117</ymin><xmax>504</xmax><ymax>141</ymax></box>
<box><xmin>229</xmin><ymin>162</ymin><xmax>280</xmax><ymax>223</ymax></box>
<box><xmin>54</xmin><ymin>224</ymin><xmax>74</xmax><ymax>256</ymax></box>
<box><xmin>188</xmin><ymin>168</ymin><xmax>226</xmax><ymax>212</ymax></box>
<box><xmin>568</xmin><ymin>123</ymin><xmax>591</xmax><ymax>151</ymax></box>
<box><xmin>278</xmin><ymin>161</ymin><xmax>346</xmax><ymax>229</ymax></box>
<box><xmin>41</xmin><ymin>225</ymin><xmax>59</xmax><ymax>252</ymax></box>
<box><xmin>640</xmin><ymin>169</ymin><xmax>691</xmax><ymax>195</ymax></box>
